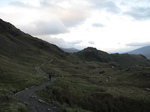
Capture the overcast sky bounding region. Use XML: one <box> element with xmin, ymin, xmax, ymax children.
<box><xmin>0</xmin><ymin>0</ymin><xmax>150</xmax><ymax>53</ymax></box>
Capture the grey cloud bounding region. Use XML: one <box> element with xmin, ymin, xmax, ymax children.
<box><xmin>89</xmin><ymin>0</ymin><xmax>121</xmax><ymax>14</ymax></box>
<box><xmin>126</xmin><ymin>42</ymin><xmax>150</xmax><ymax>47</ymax></box>
<box><xmin>92</xmin><ymin>23</ymin><xmax>105</xmax><ymax>27</ymax></box>
<box><xmin>10</xmin><ymin>0</ymin><xmax>90</xmax><ymax>28</ymax></box>
<box><xmin>103</xmin><ymin>1</ymin><xmax>120</xmax><ymax>14</ymax></box>
<box><xmin>88</xmin><ymin>41</ymin><xmax>95</xmax><ymax>45</ymax></box>
<box><xmin>124</xmin><ymin>7</ymin><xmax>150</xmax><ymax>20</ymax></box>
<box><xmin>21</xmin><ymin>19</ymin><xmax>68</xmax><ymax>35</ymax></box>
<box><xmin>42</xmin><ymin>37</ymin><xmax>69</xmax><ymax>48</ymax></box>
<box><xmin>69</xmin><ymin>40</ymin><xmax>83</xmax><ymax>45</ymax></box>
<box><xmin>40</xmin><ymin>0</ymin><xmax>52</xmax><ymax>7</ymax></box>
<box><xmin>39</xmin><ymin>0</ymin><xmax>89</xmax><ymax>27</ymax></box>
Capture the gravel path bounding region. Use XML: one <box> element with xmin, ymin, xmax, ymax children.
<box><xmin>15</xmin><ymin>59</ymin><xmax>63</xmax><ymax>112</ymax></box>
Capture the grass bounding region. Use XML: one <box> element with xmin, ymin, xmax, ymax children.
<box><xmin>0</xmin><ymin>19</ymin><xmax>68</xmax><ymax>112</ymax></box>
<box><xmin>1</xmin><ymin>19</ymin><xmax>150</xmax><ymax>111</ymax></box>
<box><xmin>38</xmin><ymin>58</ymin><xmax>150</xmax><ymax>112</ymax></box>
<box><xmin>0</xmin><ymin>89</ymin><xmax>28</xmax><ymax>112</ymax></box>
<box><xmin>0</xmin><ymin>55</ymin><xmax>49</xmax><ymax>92</ymax></box>
<box><xmin>0</xmin><ymin>52</ymin><xmax>50</xmax><ymax>112</ymax></box>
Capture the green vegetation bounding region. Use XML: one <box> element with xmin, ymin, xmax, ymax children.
<box><xmin>39</xmin><ymin>58</ymin><xmax>150</xmax><ymax>112</ymax></box>
<box><xmin>0</xmin><ymin>89</ymin><xmax>28</xmax><ymax>112</ymax></box>
<box><xmin>0</xmin><ymin>19</ymin><xmax>66</xmax><ymax>111</ymax></box>
<box><xmin>1</xmin><ymin>19</ymin><xmax>150</xmax><ymax>112</ymax></box>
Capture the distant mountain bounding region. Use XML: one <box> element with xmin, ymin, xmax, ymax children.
<box><xmin>61</xmin><ymin>47</ymin><xmax>80</xmax><ymax>53</ymax></box>
<box><xmin>75</xmin><ymin>47</ymin><xmax>111</xmax><ymax>62</ymax></box>
<box><xmin>70</xmin><ymin>47</ymin><xmax>150</xmax><ymax>68</ymax></box>
<box><xmin>128</xmin><ymin>46</ymin><xmax>150</xmax><ymax>59</ymax></box>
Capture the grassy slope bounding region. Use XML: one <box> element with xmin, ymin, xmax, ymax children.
<box><xmin>72</xmin><ymin>47</ymin><xmax>150</xmax><ymax>69</ymax></box>
<box><xmin>39</xmin><ymin>57</ymin><xmax>150</xmax><ymax>112</ymax></box>
<box><xmin>0</xmin><ymin>19</ymin><xmax>66</xmax><ymax>111</ymax></box>
<box><xmin>1</xmin><ymin>19</ymin><xmax>150</xmax><ymax>112</ymax></box>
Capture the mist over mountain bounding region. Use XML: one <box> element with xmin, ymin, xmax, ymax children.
<box><xmin>128</xmin><ymin>46</ymin><xmax>150</xmax><ymax>59</ymax></box>
<box><xmin>61</xmin><ymin>47</ymin><xmax>80</xmax><ymax>53</ymax></box>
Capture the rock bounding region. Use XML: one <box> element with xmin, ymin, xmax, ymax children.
<box><xmin>38</xmin><ymin>99</ymin><xmax>46</xmax><ymax>104</ymax></box>
<box><xmin>146</xmin><ymin>88</ymin><xmax>150</xmax><ymax>91</ymax></box>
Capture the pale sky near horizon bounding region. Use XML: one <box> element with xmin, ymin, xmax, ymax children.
<box><xmin>0</xmin><ymin>0</ymin><xmax>150</xmax><ymax>53</ymax></box>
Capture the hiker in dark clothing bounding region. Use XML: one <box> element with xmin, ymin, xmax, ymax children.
<box><xmin>48</xmin><ymin>74</ymin><xmax>51</xmax><ymax>81</ymax></box>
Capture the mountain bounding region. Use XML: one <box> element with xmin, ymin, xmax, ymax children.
<box><xmin>0</xmin><ymin>18</ymin><xmax>69</xmax><ymax>111</ymax></box>
<box><xmin>0</xmin><ymin>19</ymin><xmax>66</xmax><ymax>58</ymax></box>
<box><xmin>0</xmin><ymin>18</ymin><xmax>150</xmax><ymax>91</ymax></box>
<box><xmin>1</xmin><ymin>19</ymin><xmax>150</xmax><ymax>112</ymax></box>
<box><xmin>70</xmin><ymin>47</ymin><xmax>150</xmax><ymax>68</ymax></box>
<box><xmin>110</xmin><ymin>53</ymin><xmax>150</xmax><ymax>67</ymax></box>
<box><xmin>74</xmin><ymin>47</ymin><xmax>111</xmax><ymax>62</ymax></box>
<box><xmin>0</xmin><ymin>18</ymin><xmax>67</xmax><ymax>91</ymax></box>
<box><xmin>61</xmin><ymin>47</ymin><xmax>80</xmax><ymax>53</ymax></box>
<box><xmin>128</xmin><ymin>46</ymin><xmax>150</xmax><ymax>59</ymax></box>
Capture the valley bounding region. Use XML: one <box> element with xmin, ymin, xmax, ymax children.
<box><xmin>39</xmin><ymin>57</ymin><xmax>150</xmax><ymax>112</ymax></box>
<box><xmin>0</xmin><ymin>19</ymin><xmax>150</xmax><ymax>112</ymax></box>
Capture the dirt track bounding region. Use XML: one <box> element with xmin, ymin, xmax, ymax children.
<box><xmin>15</xmin><ymin>59</ymin><xmax>63</xmax><ymax>112</ymax></box>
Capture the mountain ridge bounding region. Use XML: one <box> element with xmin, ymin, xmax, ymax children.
<box><xmin>61</xmin><ymin>47</ymin><xmax>80</xmax><ymax>53</ymax></box>
<box><xmin>71</xmin><ymin>47</ymin><xmax>150</xmax><ymax>68</ymax></box>
<box><xmin>128</xmin><ymin>45</ymin><xmax>150</xmax><ymax>59</ymax></box>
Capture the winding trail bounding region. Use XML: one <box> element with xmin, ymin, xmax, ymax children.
<box><xmin>15</xmin><ymin>59</ymin><xmax>63</xmax><ymax>112</ymax></box>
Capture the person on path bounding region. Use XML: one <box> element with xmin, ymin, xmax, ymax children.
<box><xmin>49</xmin><ymin>74</ymin><xmax>51</xmax><ymax>81</ymax></box>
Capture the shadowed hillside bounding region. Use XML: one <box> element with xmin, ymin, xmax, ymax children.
<box><xmin>1</xmin><ymin>19</ymin><xmax>150</xmax><ymax>112</ymax></box>
<box><xmin>0</xmin><ymin>19</ymin><xmax>67</xmax><ymax>111</ymax></box>
<box><xmin>0</xmin><ymin>19</ymin><xmax>66</xmax><ymax>58</ymax></box>
<box><xmin>69</xmin><ymin>47</ymin><xmax>150</xmax><ymax>68</ymax></box>
<box><xmin>0</xmin><ymin>19</ymin><xmax>68</xmax><ymax>90</ymax></box>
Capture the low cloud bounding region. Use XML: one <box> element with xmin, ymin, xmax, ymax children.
<box><xmin>126</xmin><ymin>42</ymin><xmax>150</xmax><ymax>47</ymax></box>
<box><xmin>42</xmin><ymin>37</ymin><xmax>69</xmax><ymax>48</ymax></box>
<box><xmin>69</xmin><ymin>40</ymin><xmax>83</xmax><ymax>45</ymax></box>
<box><xmin>41</xmin><ymin>36</ymin><xmax>83</xmax><ymax>48</ymax></box>
<box><xmin>92</xmin><ymin>23</ymin><xmax>105</xmax><ymax>27</ymax></box>
<box><xmin>88</xmin><ymin>41</ymin><xmax>95</xmax><ymax>45</ymax></box>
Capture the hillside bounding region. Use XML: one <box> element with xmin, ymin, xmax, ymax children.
<box><xmin>40</xmin><ymin>49</ymin><xmax>150</xmax><ymax>112</ymax></box>
<box><xmin>74</xmin><ymin>47</ymin><xmax>111</xmax><ymax>62</ymax></box>
<box><xmin>1</xmin><ymin>19</ymin><xmax>150</xmax><ymax>112</ymax></box>
<box><xmin>0</xmin><ymin>19</ymin><xmax>66</xmax><ymax>58</ymax></box>
<box><xmin>0</xmin><ymin>19</ymin><xmax>67</xmax><ymax>111</ymax></box>
<box><xmin>0</xmin><ymin>18</ymin><xmax>67</xmax><ymax>89</ymax></box>
<box><xmin>69</xmin><ymin>47</ymin><xmax>150</xmax><ymax>68</ymax></box>
<box><xmin>128</xmin><ymin>46</ymin><xmax>150</xmax><ymax>59</ymax></box>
